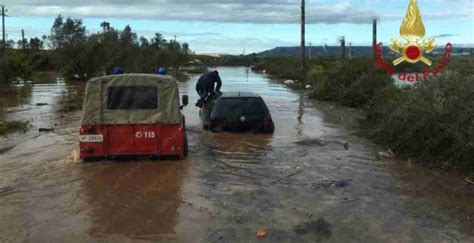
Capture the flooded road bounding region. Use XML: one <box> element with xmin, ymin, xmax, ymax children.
<box><xmin>1</xmin><ymin>67</ymin><xmax>473</xmax><ymax>242</ymax></box>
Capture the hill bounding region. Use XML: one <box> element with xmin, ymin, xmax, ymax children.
<box><xmin>257</xmin><ymin>45</ymin><xmax>474</xmax><ymax>58</ymax></box>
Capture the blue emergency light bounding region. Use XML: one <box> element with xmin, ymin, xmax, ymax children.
<box><xmin>157</xmin><ymin>67</ymin><xmax>167</xmax><ymax>75</ymax></box>
<box><xmin>113</xmin><ymin>67</ymin><xmax>124</xmax><ymax>75</ymax></box>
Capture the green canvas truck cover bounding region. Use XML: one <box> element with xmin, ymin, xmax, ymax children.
<box><xmin>81</xmin><ymin>73</ymin><xmax>182</xmax><ymax>125</ymax></box>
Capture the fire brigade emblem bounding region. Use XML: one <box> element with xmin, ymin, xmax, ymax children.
<box><xmin>390</xmin><ymin>0</ymin><xmax>436</xmax><ymax>66</ymax></box>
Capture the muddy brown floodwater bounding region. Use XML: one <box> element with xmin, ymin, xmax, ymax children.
<box><xmin>1</xmin><ymin>67</ymin><xmax>473</xmax><ymax>242</ymax></box>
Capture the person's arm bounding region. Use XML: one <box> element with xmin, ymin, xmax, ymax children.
<box><xmin>196</xmin><ymin>77</ymin><xmax>205</xmax><ymax>96</ymax></box>
<box><xmin>215</xmin><ymin>74</ymin><xmax>222</xmax><ymax>92</ymax></box>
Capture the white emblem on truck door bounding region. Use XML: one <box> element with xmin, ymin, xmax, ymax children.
<box><xmin>136</xmin><ymin>131</ymin><xmax>155</xmax><ymax>138</ymax></box>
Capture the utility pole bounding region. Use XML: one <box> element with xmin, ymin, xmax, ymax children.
<box><xmin>349</xmin><ymin>42</ymin><xmax>352</xmax><ymax>59</ymax></box>
<box><xmin>301</xmin><ymin>0</ymin><xmax>306</xmax><ymax>73</ymax></box>
<box><xmin>372</xmin><ymin>18</ymin><xmax>377</xmax><ymax>58</ymax></box>
<box><xmin>1</xmin><ymin>5</ymin><xmax>7</xmax><ymax>51</ymax></box>
<box><xmin>309</xmin><ymin>42</ymin><xmax>312</xmax><ymax>59</ymax></box>
<box><xmin>340</xmin><ymin>36</ymin><xmax>346</xmax><ymax>59</ymax></box>
<box><xmin>372</xmin><ymin>18</ymin><xmax>377</xmax><ymax>47</ymax></box>
<box><xmin>21</xmin><ymin>29</ymin><xmax>25</xmax><ymax>50</ymax></box>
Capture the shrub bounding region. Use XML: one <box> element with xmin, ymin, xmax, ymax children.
<box><xmin>0</xmin><ymin>121</ymin><xmax>29</xmax><ymax>135</ymax></box>
<box><xmin>0</xmin><ymin>51</ymin><xmax>33</xmax><ymax>84</ymax></box>
<box><xmin>254</xmin><ymin>58</ymin><xmax>305</xmax><ymax>81</ymax></box>
<box><xmin>310</xmin><ymin>59</ymin><xmax>395</xmax><ymax>107</ymax></box>
<box><xmin>364</xmin><ymin>73</ymin><xmax>474</xmax><ymax>170</ymax></box>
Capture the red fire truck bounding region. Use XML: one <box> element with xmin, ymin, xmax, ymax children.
<box><xmin>79</xmin><ymin>73</ymin><xmax>188</xmax><ymax>160</ymax></box>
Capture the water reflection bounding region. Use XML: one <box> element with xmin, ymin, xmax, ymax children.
<box><xmin>0</xmin><ymin>84</ymin><xmax>34</xmax><ymax>114</ymax></box>
<box><xmin>81</xmin><ymin>161</ymin><xmax>188</xmax><ymax>240</ymax></box>
<box><xmin>206</xmin><ymin>133</ymin><xmax>272</xmax><ymax>165</ymax></box>
<box><xmin>0</xmin><ymin>78</ymin><xmax>84</xmax><ymax>134</ymax></box>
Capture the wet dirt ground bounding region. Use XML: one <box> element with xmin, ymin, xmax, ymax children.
<box><xmin>1</xmin><ymin>67</ymin><xmax>473</xmax><ymax>242</ymax></box>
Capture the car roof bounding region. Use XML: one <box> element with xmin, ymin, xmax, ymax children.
<box><xmin>220</xmin><ymin>91</ymin><xmax>262</xmax><ymax>98</ymax></box>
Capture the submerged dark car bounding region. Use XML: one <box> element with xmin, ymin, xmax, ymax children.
<box><xmin>200</xmin><ymin>91</ymin><xmax>274</xmax><ymax>133</ymax></box>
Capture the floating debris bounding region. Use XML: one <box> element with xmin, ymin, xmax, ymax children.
<box><xmin>295</xmin><ymin>139</ymin><xmax>326</xmax><ymax>146</ymax></box>
<box><xmin>334</xmin><ymin>180</ymin><xmax>349</xmax><ymax>188</ymax></box>
<box><xmin>39</xmin><ymin>128</ymin><xmax>55</xmax><ymax>132</ymax></box>
<box><xmin>284</xmin><ymin>80</ymin><xmax>295</xmax><ymax>85</ymax></box>
<box><xmin>256</xmin><ymin>228</ymin><xmax>267</xmax><ymax>238</ymax></box>
<box><xmin>378</xmin><ymin>149</ymin><xmax>394</xmax><ymax>159</ymax></box>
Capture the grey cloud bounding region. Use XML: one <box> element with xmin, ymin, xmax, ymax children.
<box><xmin>9</xmin><ymin>2</ymin><xmax>379</xmax><ymax>24</ymax></box>
<box><xmin>2</xmin><ymin>0</ymin><xmax>372</xmax><ymax>24</ymax></box>
<box><xmin>4</xmin><ymin>0</ymin><xmax>471</xmax><ymax>24</ymax></box>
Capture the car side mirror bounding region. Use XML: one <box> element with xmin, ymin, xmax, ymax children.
<box><xmin>181</xmin><ymin>95</ymin><xmax>189</xmax><ymax>109</ymax></box>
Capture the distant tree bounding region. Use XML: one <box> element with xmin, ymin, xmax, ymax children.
<box><xmin>49</xmin><ymin>15</ymin><xmax>89</xmax><ymax>79</ymax></box>
<box><xmin>139</xmin><ymin>36</ymin><xmax>150</xmax><ymax>47</ymax></box>
<box><xmin>6</xmin><ymin>39</ymin><xmax>16</xmax><ymax>49</ymax></box>
<box><xmin>29</xmin><ymin>37</ymin><xmax>44</xmax><ymax>50</ymax></box>
<box><xmin>151</xmin><ymin>33</ymin><xmax>166</xmax><ymax>49</ymax></box>
<box><xmin>100</xmin><ymin>21</ymin><xmax>111</xmax><ymax>32</ymax></box>
<box><xmin>50</xmin><ymin>15</ymin><xmax>86</xmax><ymax>49</ymax></box>
<box><xmin>119</xmin><ymin>25</ymin><xmax>137</xmax><ymax>46</ymax></box>
<box><xmin>182</xmin><ymin>43</ymin><xmax>190</xmax><ymax>55</ymax></box>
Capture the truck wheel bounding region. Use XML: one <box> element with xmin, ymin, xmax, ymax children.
<box><xmin>183</xmin><ymin>133</ymin><xmax>188</xmax><ymax>158</ymax></box>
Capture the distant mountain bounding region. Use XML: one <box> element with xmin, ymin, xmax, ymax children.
<box><xmin>257</xmin><ymin>45</ymin><xmax>474</xmax><ymax>58</ymax></box>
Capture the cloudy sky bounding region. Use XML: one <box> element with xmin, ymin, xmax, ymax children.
<box><xmin>3</xmin><ymin>0</ymin><xmax>473</xmax><ymax>54</ymax></box>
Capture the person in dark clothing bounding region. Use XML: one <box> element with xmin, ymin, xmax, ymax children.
<box><xmin>195</xmin><ymin>70</ymin><xmax>222</xmax><ymax>107</ymax></box>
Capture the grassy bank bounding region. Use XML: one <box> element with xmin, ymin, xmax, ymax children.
<box><xmin>0</xmin><ymin>121</ymin><xmax>29</xmax><ymax>136</ymax></box>
<box><xmin>254</xmin><ymin>57</ymin><xmax>474</xmax><ymax>172</ymax></box>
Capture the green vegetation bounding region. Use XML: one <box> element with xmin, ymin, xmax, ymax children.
<box><xmin>58</xmin><ymin>86</ymin><xmax>85</xmax><ymax>112</ymax></box>
<box><xmin>255</xmin><ymin>56</ymin><xmax>474</xmax><ymax>172</ymax></box>
<box><xmin>0</xmin><ymin>15</ymin><xmax>192</xmax><ymax>85</ymax></box>
<box><xmin>364</xmin><ymin>72</ymin><xmax>473</xmax><ymax>171</ymax></box>
<box><xmin>0</xmin><ymin>121</ymin><xmax>29</xmax><ymax>136</ymax></box>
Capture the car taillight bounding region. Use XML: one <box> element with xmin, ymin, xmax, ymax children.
<box><xmin>80</xmin><ymin>127</ymin><xmax>96</xmax><ymax>134</ymax></box>
<box><xmin>263</xmin><ymin>116</ymin><xmax>273</xmax><ymax>127</ymax></box>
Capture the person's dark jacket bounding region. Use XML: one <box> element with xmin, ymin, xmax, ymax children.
<box><xmin>196</xmin><ymin>71</ymin><xmax>222</xmax><ymax>98</ymax></box>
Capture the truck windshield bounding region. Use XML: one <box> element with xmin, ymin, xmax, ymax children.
<box><xmin>107</xmin><ymin>86</ymin><xmax>158</xmax><ymax>110</ymax></box>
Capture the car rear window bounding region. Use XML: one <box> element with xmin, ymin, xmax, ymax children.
<box><xmin>214</xmin><ymin>97</ymin><xmax>268</xmax><ymax>116</ymax></box>
<box><xmin>107</xmin><ymin>86</ymin><xmax>158</xmax><ymax>110</ymax></box>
